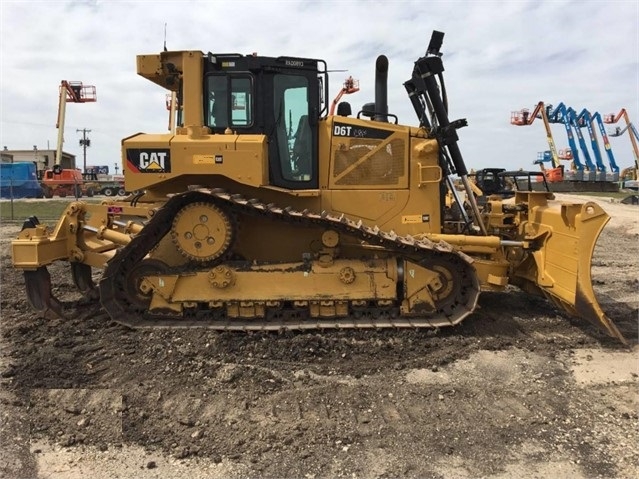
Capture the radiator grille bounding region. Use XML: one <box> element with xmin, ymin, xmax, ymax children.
<box><xmin>333</xmin><ymin>138</ymin><xmax>405</xmax><ymax>186</ymax></box>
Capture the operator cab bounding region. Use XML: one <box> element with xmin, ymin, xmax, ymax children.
<box><xmin>200</xmin><ymin>53</ymin><xmax>328</xmax><ymax>190</ymax></box>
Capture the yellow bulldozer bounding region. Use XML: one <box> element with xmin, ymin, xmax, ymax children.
<box><xmin>10</xmin><ymin>31</ymin><xmax>625</xmax><ymax>343</ymax></box>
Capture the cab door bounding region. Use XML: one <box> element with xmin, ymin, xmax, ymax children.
<box><xmin>266</xmin><ymin>72</ymin><xmax>319</xmax><ymax>190</ymax></box>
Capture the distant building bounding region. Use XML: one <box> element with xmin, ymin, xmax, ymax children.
<box><xmin>1</xmin><ymin>148</ymin><xmax>13</xmax><ymax>164</ymax></box>
<box><xmin>0</xmin><ymin>147</ymin><xmax>76</xmax><ymax>172</ymax></box>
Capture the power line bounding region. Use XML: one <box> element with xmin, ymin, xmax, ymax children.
<box><xmin>77</xmin><ymin>128</ymin><xmax>92</xmax><ymax>173</ymax></box>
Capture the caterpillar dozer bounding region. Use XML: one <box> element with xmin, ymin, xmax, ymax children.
<box><xmin>10</xmin><ymin>31</ymin><xmax>626</xmax><ymax>343</ymax></box>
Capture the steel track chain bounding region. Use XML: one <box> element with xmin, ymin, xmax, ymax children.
<box><xmin>99</xmin><ymin>188</ymin><xmax>480</xmax><ymax>330</ymax></box>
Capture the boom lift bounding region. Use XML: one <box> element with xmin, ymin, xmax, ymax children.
<box><xmin>604</xmin><ymin>109</ymin><xmax>638</xmax><ymax>182</ymax></box>
<box><xmin>569</xmin><ymin>107</ymin><xmax>606</xmax><ymax>182</ymax></box>
<box><xmin>42</xmin><ymin>81</ymin><xmax>98</xmax><ymax>198</ymax></box>
<box><xmin>55</xmin><ymin>81</ymin><xmax>97</xmax><ymax>170</ymax></box>
<box><xmin>610</xmin><ymin>123</ymin><xmax>639</xmax><ymax>182</ymax></box>
<box><xmin>569</xmin><ymin>107</ymin><xmax>603</xmax><ymax>181</ymax></box>
<box><xmin>329</xmin><ymin>76</ymin><xmax>360</xmax><ymax>116</ymax></box>
<box><xmin>545</xmin><ymin>103</ymin><xmax>590</xmax><ymax>181</ymax></box>
<box><xmin>10</xmin><ymin>31</ymin><xmax>626</xmax><ymax>344</ymax></box>
<box><xmin>610</xmin><ymin>122</ymin><xmax>639</xmax><ymax>142</ymax></box>
<box><xmin>511</xmin><ymin>102</ymin><xmax>564</xmax><ymax>182</ymax></box>
<box><xmin>575</xmin><ymin>109</ymin><xmax>620</xmax><ymax>182</ymax></box>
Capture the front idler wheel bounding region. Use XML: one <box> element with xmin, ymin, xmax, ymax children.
<box><xmin>124</xmin><ymin>259</ymin><xmax>170</xmax><ymax>312</ymax></box>
<box><xmin>419</xmin><ymin>257</ymin><xmax>464</xmax><ymax>316</ymax></box>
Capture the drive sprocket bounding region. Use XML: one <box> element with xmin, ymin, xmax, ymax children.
<box><xmin>170</xmin><ymin>201</ymin><xmax>234</xmax><ymax>262</ymax></box>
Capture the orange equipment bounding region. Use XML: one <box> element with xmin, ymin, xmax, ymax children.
<box><xmin>55</xmin><ymin>81</ymin><xmax>96</xmax><ymax>170</ymax></box>
<box><xmin>41</xmin><ymin>167</ymin><xmax>87</xmax><ymax>198</ymax></box>
<box><xmin>511</xmin><ymin>102</ymin><xmax>564</xmax><ymax>182</ymax></box>
<box><xmin>604</xmin><ymin>109</ymin><xmax>639</xmax><ymax>181</ymax></box>
<box><xmin>329</xmin><ymin>76</ymin><xmax>360</xmax><ymax>116</ymax></box>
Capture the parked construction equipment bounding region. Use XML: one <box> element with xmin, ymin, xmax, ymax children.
<box><xmin>604</xmin><ymin>109</ymin><xmax>638</xmax><ymax>182</ymax></box>
<box><xmin>40</xmin><ymin>166</ymin><xmax>89</xmax><ymax>198</ymax></box>
<box><xmin>545</xmin><ymin>103</ymin><xmax>592</xmax><ymax>181</ymax></box>
<box><xmin>511</xmin><ymin>102</ymin><xmax>564</xmax><ymax>182</ymax></box>
<box><xmin>575</xmin><ymin>109</ymin><xmax>620</xmax><ymax>182</ymax></box>
<box><xmin>329</xmin><ymin>76</ymin><xmax>360</xmax><ymax>116</ymax></box>
<box><xmin>55</xmin><ymin>81</ymin><xmax>96</xmax><ymax>170</ymax></box>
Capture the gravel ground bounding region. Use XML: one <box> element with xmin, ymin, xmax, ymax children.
<box><xmin>0</xmin><ymin>194</ymin><xmax>637</xmax><ymax>479</ymax></box>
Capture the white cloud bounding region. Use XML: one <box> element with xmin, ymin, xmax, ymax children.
<box><xmin>1</xmin><ymin>0</ymin><xmax>637</xmax><ymax>172</ymax></box>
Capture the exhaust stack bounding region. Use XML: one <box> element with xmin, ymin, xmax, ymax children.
<box><xmin>374</xmin><ymin>55</ymin><xmax>388</xmax><ymax>122</ymax></box>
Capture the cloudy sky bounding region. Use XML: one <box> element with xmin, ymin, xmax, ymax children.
<box><xmin>1</xmin><ymin>0</ymin><xmax>637</xmax><ymax>174</ymax></box>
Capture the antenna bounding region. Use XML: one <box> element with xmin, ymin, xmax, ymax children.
<box><xmin>163</xmin><ymin>23</ymin><xmax>168</xmax><ymax>52</ymax></box>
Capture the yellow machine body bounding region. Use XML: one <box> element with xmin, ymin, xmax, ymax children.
<box><xmin>11</xmin><ymin>36</ymin><xmax>625</xmax><ymax>343</ymax></box>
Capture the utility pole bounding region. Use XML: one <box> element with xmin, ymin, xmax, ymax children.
<box><xmin>77</xmin><ymin>128</ymin><xmax>91</xmax><ymax>173</ymax></box>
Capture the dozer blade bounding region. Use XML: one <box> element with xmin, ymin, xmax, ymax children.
<box><xmin>518</xmin><ymin>200</ymin><xmax>626</xmax><ymax>344</ymax></box>
<box><xmin>24</xmin><ymin>266</ymin><xmax>65</xmax><ymax>319</ymax></box>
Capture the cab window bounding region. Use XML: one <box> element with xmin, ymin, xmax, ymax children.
<box><xmin>206</xmin><ymin>75</ymin><xmax>253</xmax><ymax>129</ymax></box>
<box><xmin>231</xmin><ymin>78</ymin><xmax>251</xmax><ymax>126</ymax></box>
<box><xmin>274</xmin><ymin>74</ymin><xmax>311</xmax><ymax>182</ymax></box>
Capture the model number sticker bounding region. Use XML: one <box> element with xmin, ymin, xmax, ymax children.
<box><xmin>334</xmin><ymin>125</ymin><xmax>353</xmax><ymax>136</ymax></box>
<box><xmin>332</xmin><ymin>122</ymin><xmax>393</xmax><ymax>140</ymax></box>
